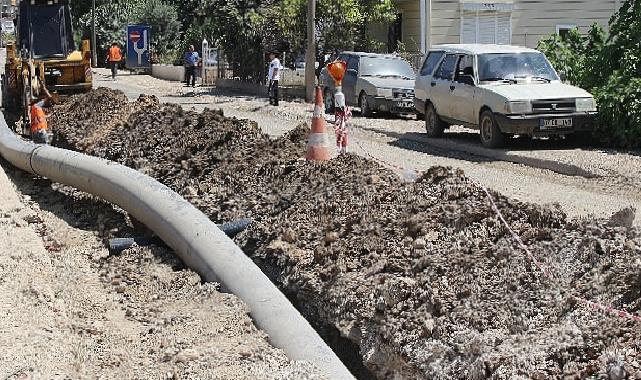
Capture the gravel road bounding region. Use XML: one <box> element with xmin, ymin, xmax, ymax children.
<box><xmin>94</xmin><ymin>70</ymin><xmax>641</xmax><ymax>225</ymax></box>
<box><xmin>0</xmin><ymin>160</ymin><xmax>323</xmax><ymax>379</ymax></box>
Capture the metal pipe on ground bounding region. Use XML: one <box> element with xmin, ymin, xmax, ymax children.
<box><xmin>0</xmin><ymin>116</ymin><xmax>354</xmax><ymax>380</ymax></box>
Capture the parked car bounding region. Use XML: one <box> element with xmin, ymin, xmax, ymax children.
<box><xmin>414</xmin><ymin>44</ymin><xmax>598</xmax><ymax>148</ymax></box>
<box><xmin>320</xmin><ymin>52</ymin><xmax>416</xmax><ymax>116</ymax></box>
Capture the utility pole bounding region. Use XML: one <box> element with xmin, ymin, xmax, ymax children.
<box><xmin>91</xmin><ymin>0</ymin><xmax>97</xmax><ymax>68</ymax></box>
<box><xmin>304</xmin><ymin>0</ymin><xmax>316</xmax><ymax>102</ymax></box>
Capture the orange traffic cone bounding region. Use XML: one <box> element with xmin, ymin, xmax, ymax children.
<box><xmin>306</xmin><ymin>86</ymin><xmax>331</xmax><ymax>161</ymax></box>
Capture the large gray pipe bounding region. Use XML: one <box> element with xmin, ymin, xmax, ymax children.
<box><xmin>0</xmin><ymin>117</ymin><xmax>354</xmax><ymax>380</ymax></box>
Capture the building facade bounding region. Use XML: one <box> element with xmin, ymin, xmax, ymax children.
<box><xmin>383</xmin><ymin>0</ymin><xmax>621</xmax><ymax>53</ymax></box>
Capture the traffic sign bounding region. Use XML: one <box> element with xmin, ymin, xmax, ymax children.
<box><xmin>130</xmin><ymin>31</ymin><xmax>140</xmax><ymax>44</ymax></box>
<box><xmin>126</xmin><ymin>25</ymin><xmax>151</xmax><ymax>70</ymax></box>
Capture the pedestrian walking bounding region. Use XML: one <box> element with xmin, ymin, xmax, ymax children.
<box><xmin>267</xmin><ymin>52</ymin><xmax>281</xmax><ymax>106</ymax></box>
<box><xmin>106</xmin><ymin>43</ymin><xmax>122</xmax><ymax>81</ymax></box>
<box><xmin>184</xmin><ymin>45</ymin><xmax>200</xmax><ymax>87</ymax></box>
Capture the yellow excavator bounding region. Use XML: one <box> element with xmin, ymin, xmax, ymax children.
<box><xmin>2</xmin><ymin>0</ymin><xmax>92</xmax><ymax>134</ymax></box>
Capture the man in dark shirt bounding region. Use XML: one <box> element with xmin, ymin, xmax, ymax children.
<box><xmin>184</xmin><ymin>45</ymin><xmax>199</xmax><ymax>87</ymax></box>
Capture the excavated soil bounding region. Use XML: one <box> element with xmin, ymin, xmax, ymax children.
<box><xmin>50</xmin><ymin>88</ymin><xmax>641</xmax><ymax>379</ymax></box>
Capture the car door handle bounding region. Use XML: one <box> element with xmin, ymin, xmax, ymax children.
<box><xmin>450</xmin><ymin>85</ymin><xmax>456</xmax><ymax>92</ymax></box>
<box><xmin>430</xmin><ymin>81</ymin><xmax>436</xmax><ymax>87</ymax></box>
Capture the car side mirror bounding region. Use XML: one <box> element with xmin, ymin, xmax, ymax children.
<box><xmin>559</xmin><ymin>71</ymin><xmax>567</xmax><ymax>82</ymax></box>
<box><xmin>458</xmin><ymin>75</ymin><xmax>475</xmax><ymax>86</ymax></box>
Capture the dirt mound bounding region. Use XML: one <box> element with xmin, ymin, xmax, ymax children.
<box><xmin>49</xmin><ymin>89</ymin><xmax>641</xmax><ymax>379</ymax></box>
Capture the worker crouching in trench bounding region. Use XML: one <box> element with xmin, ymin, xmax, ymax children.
<box><xmin>30</xmin><ymin>86</ymin><xmax>54</xmax><ymax>145</ymax></box>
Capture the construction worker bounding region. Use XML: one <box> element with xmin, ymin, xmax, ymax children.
<box><xmin>106</xmin><ymin>43</ymin><xmax>123</xmax><ymax>81</ymax></box>
<box><xmin>30</xmin><ymin>86</ymin><xmax>53</xmax><ymax>145</ymax></box>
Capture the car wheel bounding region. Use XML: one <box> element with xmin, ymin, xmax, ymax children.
<box><xmin>359</xmin><ymin>92</ymin><xmax>373</xmax><ymax>117</ymax></box>
<box><xmin>324</xmin><ymin>88</ymin><xmax>335</xmax><ymax>113</ymax></box>
<box><xmin>425</xmin><ymin>103</ymin><xmax>445</xmax><ymax>137</ymax></box>
<box><xmin>479</xmin><ymin>110</ymin><xmax>506</xmax><ymax>148</ymax></box>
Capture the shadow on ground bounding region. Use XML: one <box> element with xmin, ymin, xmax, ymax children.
<box><xmin>2</xmin><ymin>159</ymin><xmax>137</xmax><ymax>241</ymax></box>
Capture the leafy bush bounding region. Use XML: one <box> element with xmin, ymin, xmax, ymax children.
<box><xmin>538</xmin><ymin>0</ymin><xmax>641</xmax><ymax>148</ymax></box>
<box><xmin>76</xmin><ymin>0</ymin><xmax>181</xmax><ymax>65</ymax></box>
<box><xmin>137</xmin><ymin>0</ymin><xmax>181</xmax><ymax>58</ymax></box>
<box><xmin>538</xmin><ymin>25</ymin><xmax>605</xmax><ymax>87</ymax></box>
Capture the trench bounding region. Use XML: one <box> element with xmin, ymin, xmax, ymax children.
<box><xmin>19</xmin><ymin>88</ymin><xmax>641</xmax><ymax>379</ymax></box>
<box><xmin>0</xmin><ymin>104</ymin><xmax>373</xmax><ymax>379</ymax></box>
<box><xmin>251</xmin><ymin>255</ymin><xmax>375</xmax><ymax>379</ymax></box>
<box><xmin>3</xmin><ymin>107</ymin><xmax>360</xmax><ymax>379</ymax></box>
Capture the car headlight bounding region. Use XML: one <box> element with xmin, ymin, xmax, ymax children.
<box><xmin>576</xmin><ymin>97</ymin><xmax>597</xmax><ymax>112</ymax></box>
<box><xmin>504</xmin><ymin>100</ymin><xmax>532</xmax><ymax>114</ymax></box>
<box><xmin>377</xmin><ymin>88</ymin><xmax>393</xmax><ymax>98</ymax></box>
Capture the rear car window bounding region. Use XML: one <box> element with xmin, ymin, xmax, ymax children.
<box><xmin>420</xmin><ymin>51</ymin><xmax>444</xmax><ymax>76</ymax></box>
<box><xmin>434</xmin><ymin>54</ymin><xmax>458</xmax><ymax>80</ymax></box>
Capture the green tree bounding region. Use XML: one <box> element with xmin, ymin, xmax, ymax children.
<box><xmin>76</xmin><ymin>1</ymin><xmax>141</xmax><ymax>60</ymax></box>
<box><xmin>75</xmin><ymin>0</ymin><xmax>181</xmax><ymax>64</ymax></box>
<box><xmin>593</xmin><ymin>0</ymin><xmax>641</xmax><ymax>146</ymax></box>
<box><xmin>167</xmin><ymin>0</ymin><xmax>200</xmax><ymax>34</ymax></box>
<box><xmin>538</xmin><ymin>25</ymin><xmax>605</xmax><ymax>87</ymax></box>
<box><xmin>538</xmin><ymin>0</ymin><xmax>641</xmax><ymax>148</ymax></box>
<box><xmin>184</xmin><ymin>0</ymin><xmax>397</xmax><ymax>80</ymax></box>
<box><xmin>182</xmin><ymin>0</ymin><xmax>276</xmax><ymax>81</ymax></box>
<box><xmin>278</xmin><ymin>0</ymin><xmax>396</xmax><ymax>68</ymax></box>
<box><xmin>137</xmin><ymin>0</ymin><xmax>182</xmax><ymax>59</ymax></box>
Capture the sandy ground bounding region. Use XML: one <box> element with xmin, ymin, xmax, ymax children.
<box><xmin>0</xmin><ymin>160</ymin><xmax>323</xmax><ymax>379</ymax></box>
<box><xmin>95</xmin><ymin>69</ymin><xmax>641</xmax><ymax>225</ymax></box>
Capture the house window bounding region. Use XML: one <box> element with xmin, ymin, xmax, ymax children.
<box><xmin>556</xmin><ymin>24</ymin><xmax>577</xmax><ymax>40</ymax></box>
<box><xmin>460</xmin><ymin>3</ymin><xmax>513</xmax><ymax>45</ymax></box>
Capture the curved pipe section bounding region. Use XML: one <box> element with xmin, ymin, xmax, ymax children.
<box><xmin>0</xmin><ymin>117</ymin><xmax>354</xmax><ymax>380</ymax></box>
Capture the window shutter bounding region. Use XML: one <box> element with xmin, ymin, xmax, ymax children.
<box><xmin>496</xmin><ymin>12</ymin><xmax>512</xmax><ymax>45</ymax></box>
<box><xmin>461</xmin><ymin>11</ymin><xmax>477</xmax><ymax>44</ymax></box>
<box><xmin>460</xmin><ymin>9</ymin><xmax>512</xmax><ymax>45</ymax></box>
<box><xmin>478</xmin><ymin>12</ymin><xmax>496</xmax><ymax>44</ymax></box>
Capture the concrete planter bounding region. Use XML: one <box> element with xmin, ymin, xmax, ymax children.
<box><xmin>215</xmin><ymin>78</ymin><xmax>306</xmax><ymax>99</ymax></box>
<box><xmin>151</xmin><ymin>64</ymin><xmax>185</xmax><ymax>82</ymax></box>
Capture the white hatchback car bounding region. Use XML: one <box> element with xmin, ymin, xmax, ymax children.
<box><xmin>414</xmin><ymin>44</ymin><xmax>598</xmax><ymax>148</ymax></box>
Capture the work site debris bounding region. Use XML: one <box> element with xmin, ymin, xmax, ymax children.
<box><xmin>50</xmin><ymin>88</ymin><xmax>641</xmax><ymax>380</ymax></box>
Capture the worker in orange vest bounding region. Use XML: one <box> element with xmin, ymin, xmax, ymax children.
<box><xmin>106</xmin><ymin>43</ymin><xmax>123</xmax><ymax>81</ymax></box>
<box><xmin>30</xmin><ymin>86</ymin><xmax>53</xmax><ymax>145</ymax></box>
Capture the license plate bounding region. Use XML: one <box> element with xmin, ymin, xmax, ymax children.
<box><xmin>397</xmin><ymin>101</ymin><xmax>413</xmax><ymax>108</ymax></box>
<box><xmin>540</xmin><ymin>118</ymin><xmax>573</xmax><ymax>129</ymax></box>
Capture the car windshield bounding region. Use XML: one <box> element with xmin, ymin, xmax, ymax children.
<box><xmin>360</xmin><ymin>57</ymin><xmax>416</xmax><ymax>80</ymax></box>
<box><xmin>478</xmin><ymin>52</ymin><xmax>559</xmax><ymax>82</ymax></box>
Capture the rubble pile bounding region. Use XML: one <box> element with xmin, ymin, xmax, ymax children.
<box><xmin>50</xmin><ymin>89</ymin><xmax>641</xmax><ymax>379</ymax></box>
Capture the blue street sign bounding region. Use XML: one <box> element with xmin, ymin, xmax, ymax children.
<box><xmin>126</xmin><ymin>24</ymin><xmax>151</xmax><ymax>69</ymax></box>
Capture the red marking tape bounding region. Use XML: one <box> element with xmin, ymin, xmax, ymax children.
<box><xmin>354</xmin><ymin>139</ymin><xmax>641</xmax><ymax>323</ymax></box>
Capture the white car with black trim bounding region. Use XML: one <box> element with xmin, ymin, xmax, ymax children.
<box><xmin>320</xmin><ymin>52</ymin><xmax>416</xmax><ymax>117</ymax></box>
<box><xmin>414</xmin><ymin>44</ymin><xmax>598</xmax><ymax>148</ymax></box>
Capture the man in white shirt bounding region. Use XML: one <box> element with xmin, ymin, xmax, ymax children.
<box><xmin>268</xmin><ymin>52</ymin><xmax>281</xmax><ymax>106</ymax></box>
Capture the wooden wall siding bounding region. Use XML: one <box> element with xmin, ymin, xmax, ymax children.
<box><xmin>393</xmin><ymin>0</ymin><xmax>618</xmax><ymax>50</ymax></box>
